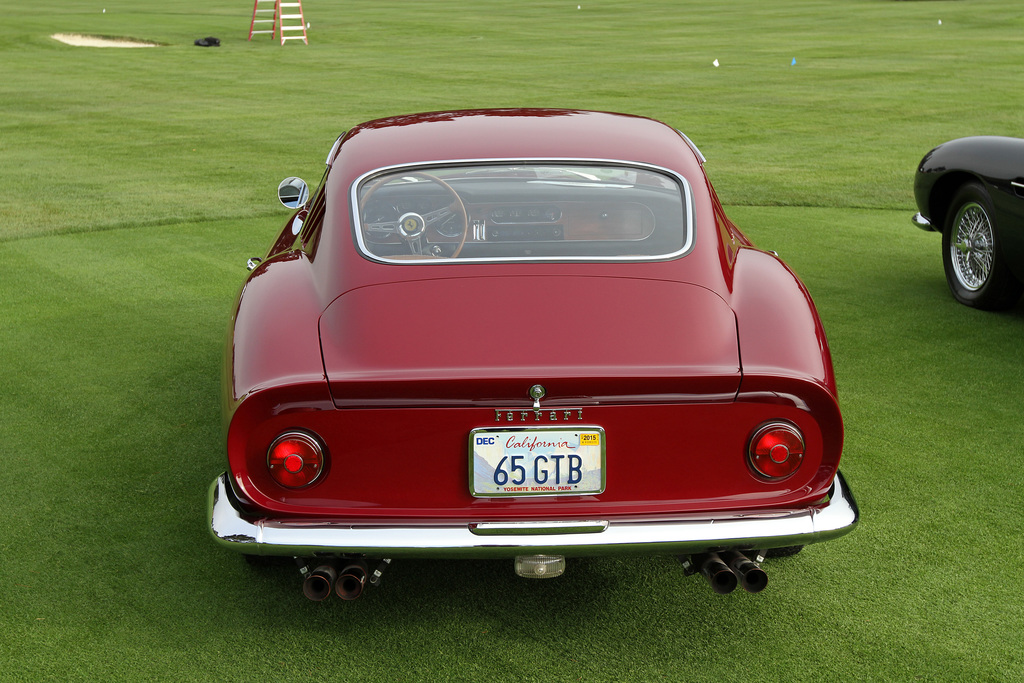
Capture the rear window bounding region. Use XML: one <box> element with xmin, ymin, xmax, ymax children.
<box><xmin>351</xmin><ymin>162</ymin><xmax>693</xmax><ymax>263</ymax></box>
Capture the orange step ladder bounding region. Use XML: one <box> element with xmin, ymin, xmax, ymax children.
<box><xmin>277</xmin><ymin>2</ymin><xmax>309</xmax><ymax>45</ymax></box>
<box><xmin>248</xmin><ymin>0</ymin><xmax>308</xmax><ymax>45</ymax></box>
<box><xmin>248</xmin><ymin>0</ymin><xmax>277</xmax><ymax>40</ymax></box>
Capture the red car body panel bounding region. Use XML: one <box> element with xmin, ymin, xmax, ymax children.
<box><xmin>215</xmin><ymin>109</ymin><xmax>852</xmax><ymax>562</ymax></box>
<box><xmin>319</xmin><ymin>276</ymin><xmax>741</xmax><ymax>402</ymax></box>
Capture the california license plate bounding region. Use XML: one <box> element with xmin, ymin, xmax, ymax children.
<box><xmin>470</xmin><ymin>427</ymin><xmax>606</xmax><ymax>497</ymax></box>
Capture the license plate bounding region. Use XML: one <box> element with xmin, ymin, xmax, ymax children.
<box><xmin>470</xmin><ymin>427</ymin><xmax>606</xmax><ymax>497</ymax></box>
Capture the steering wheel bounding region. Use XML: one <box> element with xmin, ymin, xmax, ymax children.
<box><xmin>359</xmin><ymin>172</ymin><xmax>469</xmax><ymax>258</ymax></box>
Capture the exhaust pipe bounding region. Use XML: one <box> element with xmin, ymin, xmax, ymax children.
<box><xmin>698</xmin><ymin>553</ymin><xmax>738</xmax><ymax>594</ymax></box>
<box><xmin>302</xmin><ymin>564</ymin><xmax>337</xmax><ymax>601</ymax></box>
<box><xmin>721</xmin><ymin>551</ymin><xmax>768</xmax><ymax>593</ymax></box>
<box><xmin>335</xmin><ymin>560</ymin><xmax>369</xmax><ymax>600</ymax></box>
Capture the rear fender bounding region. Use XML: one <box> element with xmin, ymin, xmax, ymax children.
<box><xmin>731</xmin><ymin>247</ymin><xmax>843</xmax><ymax>480</ymax></box>
<box><xmin>223</xmin><ymin>251</ymin><xmax>331</xmax><ymax>454</ymax></box>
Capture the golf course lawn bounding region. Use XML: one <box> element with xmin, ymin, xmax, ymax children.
<box><xmin>2</xmin><ymin>1</ymin><xmax>1022</xmax><ymax>680</ymax></box>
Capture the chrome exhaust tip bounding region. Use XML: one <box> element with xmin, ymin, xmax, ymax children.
<box><xmin>302</xmin><ymin>564</ymin><xmax>337</xmax><ymax>601</ymax></box>
<box><xmin>336</xmin><ymin>560</ymin><xmax>369</xmax><ymax>600</ymax></box>
<box><xmin>698</xmin><ymin>553</ymin><xmax>738</xmax><ymax>594</ymax></box>
<box><xmin>722</xmin><ymin>551</ymin><xmax>768</xmax><ymax>593</ymax></box>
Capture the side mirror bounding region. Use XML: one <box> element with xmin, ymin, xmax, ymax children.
<box><xmin>278</xmin><ymin>177</ymin><xmax>309</xmax><ymax>209</ymax></box>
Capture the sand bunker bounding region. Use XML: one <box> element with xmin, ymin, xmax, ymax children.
<box><xmin>52</xmin><ymin>33</ymin><xmax>159</xmax><ymax>48</ymax></box>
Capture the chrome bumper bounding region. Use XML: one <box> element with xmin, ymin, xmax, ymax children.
<box><xmin>912</xmin><ymin>212</ymin><xmax>935</xmax><ymax>231</ymax></box>
<box><xmin>208</xmin><ymin>471</ymin><xmax>858</xmax><ymax>558</ymax></box>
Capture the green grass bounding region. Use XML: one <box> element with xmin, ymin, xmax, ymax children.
<box><xmin>2</xmin><ymin>1</ymin><xmax>1024</xmax><ymax>680</ymax></box>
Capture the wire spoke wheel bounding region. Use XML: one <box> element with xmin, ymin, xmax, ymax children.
<box><xmin>950</xmin><ymin>202</ymin><xmax>994</xmax><ymax>291</ymax></box>
<box><xmin>941</xmin><ymin>182</ymin><xmax>1023</xmax><ymax>310</ymax></box>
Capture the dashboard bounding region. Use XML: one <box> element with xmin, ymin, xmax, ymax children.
<box><xmin>361</xmin><ymin>193</ymin><xmax>656</xmax><ymax>246</ymax></box>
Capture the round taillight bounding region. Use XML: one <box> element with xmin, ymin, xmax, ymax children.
<box><xmin>267</xmin><ymin>431</ymin><xmax>325</xmax><ymax>488</ymax></box>
<box><xmin>748</xmin><ymin>421</ymin><xmax>804</xmax><ymax>480</ymax></box>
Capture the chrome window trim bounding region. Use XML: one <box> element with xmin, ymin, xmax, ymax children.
<box><xmin>675</xmin><ymin>130</ymin><xmax>706</xmax><ymax>165</ymax></box>
<box><xmin>349</xmin><ymin>158</ymin><xmax>696</xmax><ymax>265</ymax></box>
<box><xmin>325</xmin><ymin>132</ymin><xmax>346</xmax><ymax>167</ymax></box>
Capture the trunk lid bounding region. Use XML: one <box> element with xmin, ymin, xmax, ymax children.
<box><xmin>319</xmin><ymin>275</ymin><xmax>740</xmax><ymax>406</ymax></box>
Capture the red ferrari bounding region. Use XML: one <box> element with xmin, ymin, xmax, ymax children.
<box><xmin>208</xmin><ymin>109</ymin><xmax>857</xmax><ymax>600</ymax></box>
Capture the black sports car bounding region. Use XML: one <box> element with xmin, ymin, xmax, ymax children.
<box><xmin>913</xmin><ymin>136</ymin><xmax>1024</xmax><ymax>310</ymax></box>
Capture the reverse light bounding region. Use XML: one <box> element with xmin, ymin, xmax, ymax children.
<box><xmin>267</xmin><ymin>431</ymin><xmax>326</xmax><ymax>488</ymax></box>
<box><xmin>747</xmin><ymin>421</ymin><xmax>804</xmax><ymax>480</ymax></box>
